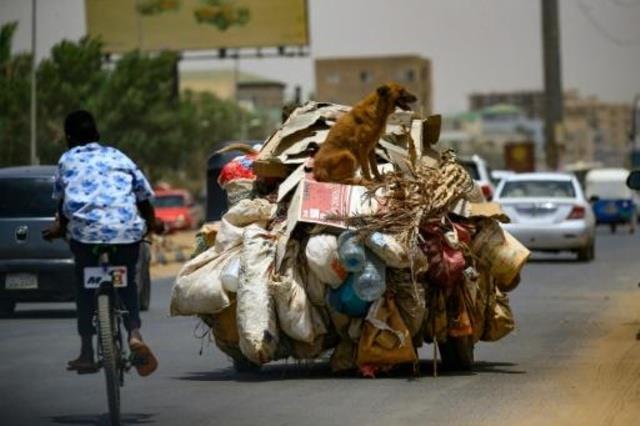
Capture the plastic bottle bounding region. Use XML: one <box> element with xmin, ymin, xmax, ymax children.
<box><xmin>352</xmin><ymin>249</ymin><xmax>386</xmax><ymax>302</ymax></box>
<box><xmin>220</xmin><ymin>257</ymin><xmax>241</xmax><ymax>292</ymax></box>
<box><xmin>337</xmin><ymin>231</ymin><xmax>366</xmax><ymax>272</ymax></box>
<box><xmin>328</xmin><ymin>274</ymin><xmax>370</xmax><ymax>317</ymax></box>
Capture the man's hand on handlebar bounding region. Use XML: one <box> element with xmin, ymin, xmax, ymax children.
<box><xmin>42</xmin><ymin>220</ymin><xmax>66</xmax><ymax>242</ymax></box>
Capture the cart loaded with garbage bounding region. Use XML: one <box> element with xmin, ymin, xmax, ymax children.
<box><xmin>170</xmin><ymin>101</ymin><xmax>530</xmax><ymax>376</ymax></box>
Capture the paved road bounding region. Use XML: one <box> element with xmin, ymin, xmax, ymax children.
<box><xmin>1</xmin><ymin>229</ymin><xmax>639</xmax><ymax>426</ymax></box>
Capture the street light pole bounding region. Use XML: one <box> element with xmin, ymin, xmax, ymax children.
<box><xmin>541</xmin><ymin>0</ymin><xmax>563</xmax><ymax>170</ymax></box>
<box><xmin>30</xmin><ymin>0</ymin><xmax>38</xmax><ymax>165</ymax></box>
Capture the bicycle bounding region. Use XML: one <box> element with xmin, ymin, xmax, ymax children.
<box><xmin>83</xmin><ymin>246</ymin><xmax>135</xmax><ymax>426</ymax></box>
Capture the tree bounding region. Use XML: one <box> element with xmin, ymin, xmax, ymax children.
<box><xmin>0</xmin><ymin>22</ymin><xmax>263</xmax><ymax>192</ymax></box>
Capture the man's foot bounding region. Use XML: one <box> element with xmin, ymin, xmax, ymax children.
<box><xmin>129</xmin><ymin>337</ymin><xmax>158</xmax><ymax>377</ymax></box>
<box><xmin>67</xmin><ymin>355</ymin><xmax>98</xmax><ymax>373</ymax></box>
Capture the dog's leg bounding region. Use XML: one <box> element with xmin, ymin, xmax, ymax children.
<box><xmin>369</xmin><ymin>149</ymin><xmax>382</xmax><ymax>180</ymax></box>
<box><xmin>358</xmin><ymin>146</ymin><xmax>373</xmax><ymax>181</ymax></box>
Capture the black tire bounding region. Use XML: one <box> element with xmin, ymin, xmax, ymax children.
<box><xmin>97</xmin><ymin>294</ymin><xmax>121</xmax><ymax>426</ymax></box>
<box><xmin>577</xmin><ymin>243</ymin><xmax>595</xmax><ymax>262</ymax></box>
<box><xmin>438</xmin><ymin>336</ymin><xmax>475</xmax><ymax>371</ymax></box>
<box><xmin>137</xmin><ymin>243</ymin><xmax>151</xmax><ymax>312</ymax></box>
<box><xmin>610</xmin><ymin>223</ymin><xmax>617</xmax><ymax>234</ymax></box>
<box><xmin>0</xmin><ymin>299</ymin><xmax>16</xmax><ymax>317</ymax></box>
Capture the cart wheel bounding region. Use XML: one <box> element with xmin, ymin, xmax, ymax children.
<box><xmin>610</xmin><ymin>223</ymin><xmax>617</xmax><ymax>234</ymax></box>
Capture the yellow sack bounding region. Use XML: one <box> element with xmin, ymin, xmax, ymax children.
<box><xmin>481</xmin><ymin>288</ymin><xmax>515</xmax><ymax>342</ymax></box>
<box><xmin>356</xmin><ymin>296</ymin><xmax>417</xmax><ymax>367</ymax></box>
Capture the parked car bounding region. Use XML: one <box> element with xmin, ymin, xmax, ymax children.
<box><xmin>459</xmin><ymin>155</ymin><xmax>495</xmax><ymax>201</ymax></box>
<box><xmin>495</xmin><ymin>172</ymin><xmax>596</xmax><ymax>261</ymax></box>
<box><xmin>153</xmin><ymin>188</ymin><xmax>204</xmax><ymax>232</ymax></box>
<box><xmin>585</xmin><ymin>168</ymin><xmax>636</xmax><ymax>234</ymax></box>
<box><xmin>490</xmin><ymin>169</ymin><xmax>515</xmax><ymax>187</ymax></box>
<box><xmin>0</xmin><ymin>166</ymin><xmax>151</xmax><ymax>316</ymax></box>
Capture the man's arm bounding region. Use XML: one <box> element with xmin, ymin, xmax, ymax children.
<box><xmin>42</xmin><ymin>199</ymin><xmax>68</xmax><ymax>241</ymax></box>
<box><xmin>137</xmin><ymin>199</ymin><xmax>164</xmax><ymax>235</ymax></box>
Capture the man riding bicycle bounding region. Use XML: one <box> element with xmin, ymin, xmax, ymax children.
<box><xmin>44</xmin><ymin>110</ymin><xmax>160</xmax><ymax>377</ymax></box>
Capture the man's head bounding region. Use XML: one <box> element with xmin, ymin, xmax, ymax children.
<box><xmin>64</xmin><ymin>110</ymin><xmax>100</xmax><ymax>149</ymax></box>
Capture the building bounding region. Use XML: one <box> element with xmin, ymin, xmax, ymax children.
<box><xmin>468</xmin><ymin>90</ymin><xmax>632</xmax><ymax>166</ymax></box>
<box><xmin>440</xmin><ymin>104</ymin><xmax>544</xmax><ymax>169</ymax></box>
<box><xmin>180</xmin><ymin>69</ymin><xmax>286</xmax><ymax>133</ymax></box>
<box><xmin>315</xmin><ymin>55</ymin><xmax>432</xmax><ymax>115</ymax></box>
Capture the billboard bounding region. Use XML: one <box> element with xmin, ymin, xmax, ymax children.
<box><xmin>85</xmin><ymin>0</ymin><xmax>309</xmax><ymax>53</ymax></box>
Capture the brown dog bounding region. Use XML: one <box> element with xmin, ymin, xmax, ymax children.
<box><xmin>313</xmin><ymin>82</ymin><xmax>417</xmax><ymax>184</ymax></box>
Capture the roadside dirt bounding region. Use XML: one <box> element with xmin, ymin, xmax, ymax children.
<box><xmin>150</xmin><ymin>230</ymin><xmax>196</xmax><ymax>280</ymax></box>
<box><xmin>520</xmin><ymin>291</ymin><xmax>640</xmax><ymax>425</ymax></box>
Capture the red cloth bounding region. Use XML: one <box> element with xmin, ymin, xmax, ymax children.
<box><xmin>217</xmin><ymin>154</ymin><xmax>257</xmax><ymax>187</ymax></box>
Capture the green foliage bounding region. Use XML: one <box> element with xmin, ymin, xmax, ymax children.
<box><xmin>0</xmin><ymin>22</ymin><xmax>260</xmax><ymax>190</ymax></box>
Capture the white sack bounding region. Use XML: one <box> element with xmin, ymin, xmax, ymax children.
<box><xmin>237</xmin><ymin>225</ymin><xmax>279</xmax><ymax>365</ymax></box>
<box><xmin>273</xmin><ymin>241</ymin><xmax>327</xmax><ymax>343</ymax></box>
<box><xmin>305</xmin><ymin>234</ymin><xmax>347</xmax><ymax>288</ymax></box>
<box><xmin>170</xmin><ymin>245</ymin><xmax>239</xmax><ymax>316</ymax></box>
<box><xmin>214</xmin><ymin>199</ymin><xmax>275</xmax><ymax>253</ymax></box>
<box><xmin>365</xmin><ymin>232</ymin><xmax>410</xmax><ymax>268</ymax></box>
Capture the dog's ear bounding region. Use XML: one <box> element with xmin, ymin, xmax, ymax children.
<box><xmin>377</xmin><ymin>85</ymin><xmax>390</xmax><ymax>97</ymax></box>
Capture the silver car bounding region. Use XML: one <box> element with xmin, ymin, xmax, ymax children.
<box><xmin>495</xmin><ymin>172</ymin><xmax>596</xmax><ymax>261</ymax></box>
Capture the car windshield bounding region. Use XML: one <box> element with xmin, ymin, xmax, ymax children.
<box><xmin>459</xmin><ymin>161</ymin><xmax>480</xmax><ymax>180</ymax></box>
<box><xmin>0</xmin><ymin>177</ymin><xmax>57</xmax><ymax>217</ymax></box>
<box><xmin>500</xmin><ymin>180</ymin><xmax>576</xmax><ymax>199</ymax></box>
<box><xmin>154</xmin><ymin>195</ymin><xmax>185</xmax><ymax>208</ymax></box>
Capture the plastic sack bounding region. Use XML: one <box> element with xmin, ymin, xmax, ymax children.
<box><xmin>328</xmin><ymin>275</ymin><xmax>370</xmax><ymax>317</ymax></box>
<box><xmin>220</xmin><ymin>257</ymin><xmax>241</xmax><ymax>292</ymax></box>
<box><xmin>481</xmin><ymin>288</ymin><xmax>515</xmax><ymax>342</ymax></box>
<box><xmin>337</xmin><ymin>231</ymin><xmax>366</xmax><ymax>272</ymax></box>
<box><xmin>420</xmin><ymin>223</ymin><xmax>468</xmax><ymax>288</ymax></box>
<box><xmin>237</xmin><ymin>225</ymin><xmax>279</xmax><ymax>364</ymax></box>
<box><xmin>365</xmin><ymin>232</ymin><xmax>410</xmax><ymax>269</ymax></box>
<box><xmin>305</xmin><ymin>234</ymin><xmax>348</xmax><ymax>288</ymax></box>
<box><xmin>215</xmin><ymin>199</ymin><xmax>274</xmax><ymax>253</ymax></box>
<box><xmin>272</xmin><ymin>240</ymin><xmax>327</xmax><ymax>343</ymax></box>
<box><xmin>303</xmin><ymin>267</ymin><xmax>326</xmax><ymax>306</ymax></box>
<box><xmin>387</xmin><ymin>269</ymin><xmax>426</xmax><ymax>338</ymax></box>
<box><xmin>356</xmin><ymin>296</ymin><xmax>417</xmax><ymax>367</ymax></box>
<box><xmin>201</xmin><ymin>298</ymin><xmax>242</xmax><ymax>360</ymax></box>
<box><xmin>170</xmin><ymin>245</ymin><xmax>239</xmax><ymax>316</ymax></box>
<box><xmin>330</xmin><ymin>339</ymin><xmax>357</xmax><ymax>372</ymax></box>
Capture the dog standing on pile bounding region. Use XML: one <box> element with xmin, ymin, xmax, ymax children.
<box><xmin>312</xmin><ymin>82</ymin><xmax>417</xmax><ymax>185</ymax></box>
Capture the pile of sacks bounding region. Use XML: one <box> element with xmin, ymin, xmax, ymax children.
<box><xmin>170</xmin><ymin>102</ymin><xmax>530</xmax><ymax>375</ymax></box>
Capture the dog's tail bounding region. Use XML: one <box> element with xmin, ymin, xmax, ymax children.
<box><xmin>215</xmin><ymin>143</ymin><xmax>258</xmax><ymax>156</ymax></box>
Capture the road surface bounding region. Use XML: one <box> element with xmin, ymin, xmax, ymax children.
<box><xmin>1</xmin><ymin>229</ymin><xmax>639</xmax><ymax>426</ymax></box>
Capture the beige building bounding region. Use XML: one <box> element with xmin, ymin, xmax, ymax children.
<box><xmin>180</xmin><ymin>69</ymin><xmax>285</xmax><ymax>112</ymax></box>
<box><xmin>469</xmin><ymin>89</ymin><xmax>632</xmax><ymax>166</ymax></box>
<box><xmin>315</xmin><ymin>55</ymin><xmax>432</xmax><ymax>115</ymax></box>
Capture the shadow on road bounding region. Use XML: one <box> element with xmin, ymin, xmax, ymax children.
<box><xmin>174</xmin><ymin>359</ymin><xmax>525</xmax><ymax>382</ymax></box>
<box><xmin>50</xmin><ymin>413</ymin><xmax>154</xmax><ymax>425</ymax></box>
<box><xmin>1</xmin><ymin>309</ymin><xmax>76</xmax><ymax>320</ymax></box>
<box><xmin>527</xmin><ymin>257</ymin><xmax>580</xmax><ymax>264</ymax></box>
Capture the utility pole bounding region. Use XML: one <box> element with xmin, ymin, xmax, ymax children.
<box><xmin>30</xmin><ymin>0</ymin><xmax>38</xmax><ymax>165</ymax></box>
<box><xmin>541</xmin><ymin>0</ymin><xmax>563</xmax><ymax>170</ymax></box>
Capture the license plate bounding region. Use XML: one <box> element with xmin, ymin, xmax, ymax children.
<box><xmin>83</xmin><ymin>266</ymin><xmax>128</xmax><ymax>289</ymax></box>
<box><xmin>5</xmin><ymin>273</ymin><xmax>38</xmax><ymax>290</ymax></box>
<box><xmin>605</xmin><ymin>203</ymin><xmax>618</xmax><ymax>214</ymax></box>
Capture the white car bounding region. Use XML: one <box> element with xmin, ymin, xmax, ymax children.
<box><xmin>459</xmin><ymin>155</ymin><xmax>495</xmax><ymax>201</ymax></box>
<box><xmin>495</xmin><ymin>172</ymin><xmax>596</xmax><ymax>261</ymax></box>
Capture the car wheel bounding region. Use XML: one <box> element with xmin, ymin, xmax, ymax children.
<box><xmin>438</xmin><ymin>336</ymin><xmax>475</xmax><ymax>371</ymax></box>
<box><xmin>0</xmin><ymin>299</ymin><xmax>16</xmax><ymax>317</ymax></box>
<box><xmin>577</xmin><ymin>243</ymin><xmax>595</xmax><ymax>262</ymax></box>
<box><xmin>137</xmin><ymin>243</ymin><xmax>152</xmax><ymax>312</ymax></box>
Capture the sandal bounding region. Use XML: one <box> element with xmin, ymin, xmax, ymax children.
<box><xmin>129</xmin><ymin>339</ymin><xmax>158</xmax><ymax>377</ymax></box>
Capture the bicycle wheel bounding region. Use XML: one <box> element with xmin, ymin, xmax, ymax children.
<box><xmin>97</xmin><ymin>294</ymin><xmax>121</xmax><ymax>425</ymax></box>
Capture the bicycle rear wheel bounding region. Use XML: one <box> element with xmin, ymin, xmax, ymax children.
<box><xmin>97</xmin><ymin>294</ymin><xmax>121</xmax><ymax>425</ymax></box>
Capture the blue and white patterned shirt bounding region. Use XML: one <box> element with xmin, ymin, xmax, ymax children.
<box><xmin>53</xmin><ymin>142</ymin><xmax>154</xmax><ymax>244</ymax></box>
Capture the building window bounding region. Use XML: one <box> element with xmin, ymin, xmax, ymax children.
<box><xmin>404</xmin><ymin>69</ymin><xmax>415</xmax><ymax>82</ymax></box>
<box><xmin>360</xmin><ymin>70</ymin><xmax>372</xmax><ymax>83</ymax></box>
<box><xmin>326</xmin><ymin>73</ymin><xmax>340</xmax><ymax>84</ymax></box>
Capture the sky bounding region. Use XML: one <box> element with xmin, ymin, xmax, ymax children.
<box><xmin>1</xmin><ymin>0</ymin><xmax>639</xmax><ymax>113</ymax></box>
